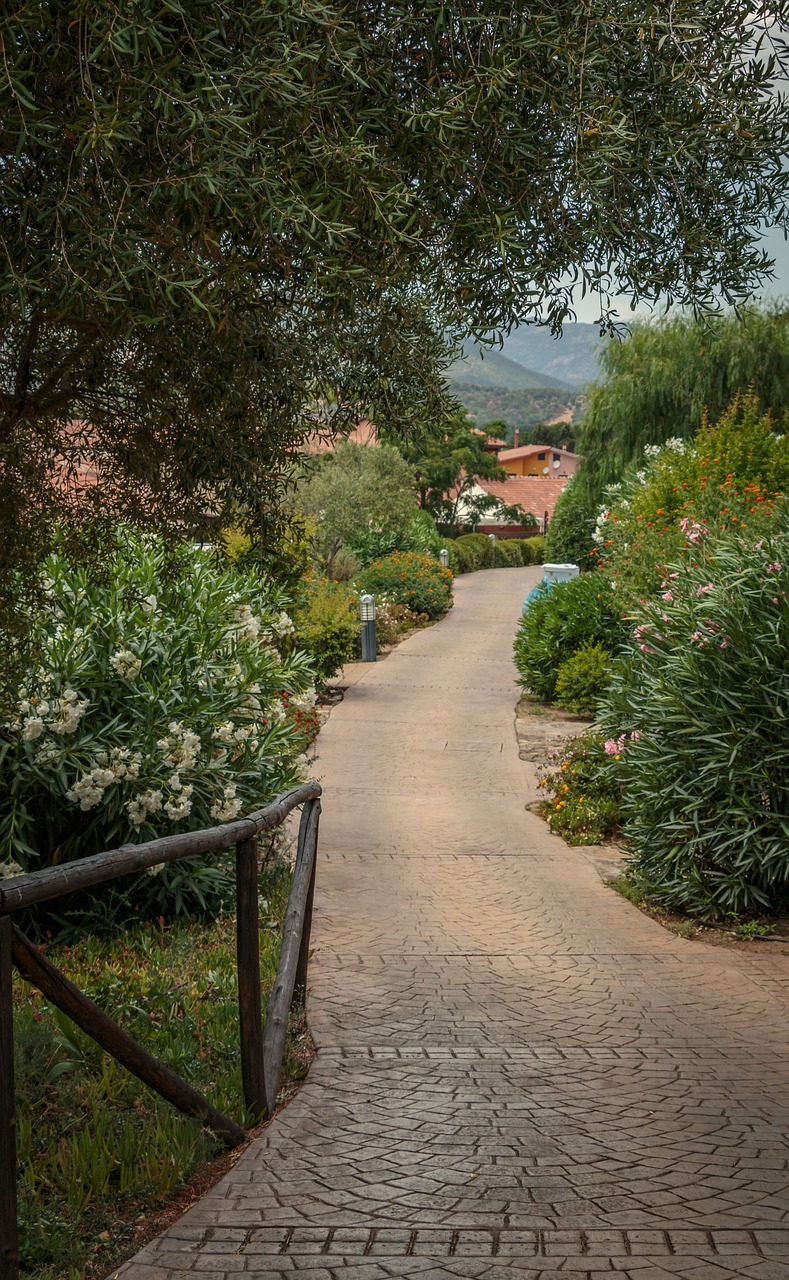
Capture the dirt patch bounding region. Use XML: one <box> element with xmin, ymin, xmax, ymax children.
<box><xmin>514</xmin><ymin>694</ymin><xmax>590</xmax><ymax>765</ymax></box>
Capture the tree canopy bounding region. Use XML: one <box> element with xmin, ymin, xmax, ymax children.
<box><xmin>2</xmin><ymin>1</ymin><xmax>788</xmax><ymax>616</ymax></box>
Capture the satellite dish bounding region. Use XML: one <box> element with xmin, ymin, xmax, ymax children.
<box><xmin>542</xmin><ymin>466</ymin><xmax>549</xmax><ymax>475</ymax></box>
<box><xmin>553</xmin><ymin>459</ymin><xmax>561</xmax><ymax>469</ymax></box>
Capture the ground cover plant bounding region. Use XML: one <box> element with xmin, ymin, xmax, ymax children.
<box><xmin>14</xmin><ymin>851</ymin><xmax>308</xmax><ymax>1280</ymax></box>
<box><xmin>598</xmin><ymin>513</ymin><xmax>789</xmax><ymax>918</ymax></box>
<box><xmin>0</xmin><ymin>532</ymin><xmax>317</xmax><ymax>930</ymax></box>
<box><xmin>537</xmin><ymin>732</ymin><xmax>623</xmax><ymax>846</ymax></box>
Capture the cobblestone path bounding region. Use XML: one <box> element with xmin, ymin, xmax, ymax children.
<box><xmin>119</xmin><ymin>568</ymin><xmax>789</xmax><ymax>1280</ymax></box>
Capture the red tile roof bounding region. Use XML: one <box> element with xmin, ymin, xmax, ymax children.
<box><xmin>475</xmin><ymin>475</ymin><xmax>569</xmax><ymax>522</ymax></box>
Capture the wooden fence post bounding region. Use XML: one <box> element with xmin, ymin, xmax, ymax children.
<box><xmin>293</xmin><ymin>804</ymin><xmax>320</xmax><ymax>1006</ymax></box>
<box><xmin>0</xmin><ymin>917</ymin><xmax>18</xmax><ymax>1280</ymax></box>
<box><xmin>262</xmin><ymin>798</ymin><xmax>321</xmax><ymax>1115</ymax></box>
<box><xmin>235</xmin><ymin>835</ymin><xmax>266</xmax><ymax>1121</ymax></box>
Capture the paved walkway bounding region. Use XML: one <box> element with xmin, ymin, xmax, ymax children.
<box><xmin>119</xmin><ymin>568</ymin><xmax>789</xmax><ymax>1279</ymax></box>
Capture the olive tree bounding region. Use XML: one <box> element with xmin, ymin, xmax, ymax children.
<box><xmin>1</xmin><ymin>1</ymin><xmax>787</xmax><ymax>622</ymax></box>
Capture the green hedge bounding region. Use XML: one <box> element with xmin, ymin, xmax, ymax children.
<box><xmin>444</xmin><ymin>535</ymin><xmax>544</xmax><ymax>573</ymax></box>
<box><xmin>514</xmin><ymin>573</ymin><xmax>625</xmax><ymax>702</ymax></box>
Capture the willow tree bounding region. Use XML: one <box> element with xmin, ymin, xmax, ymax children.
<box><xmin>1</xmin><ymin>1</ymin><xmax>788</xmax><ymax>619</ymax></box>
<box><xmin>577</xmin><ymin>306</ymin><xmax>789</xmax><ymax>489</ymax></box>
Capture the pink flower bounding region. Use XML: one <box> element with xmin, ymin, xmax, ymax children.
<box><xmin>662</xmin><ymin>591</ymin><xmax>673</xmax><ymax>602</ymax></box>
<box><xmin>720</xmin><ymin>638</ymin><xmax>729</xmax><ymax>649</ymax></box>
<box><xmin>767</xmin><ymin>562</ymin><xmax>782</xmax><ymax>573</ymax></box>
<box><xmin>695</xmin><ymin>584</ymin><xmax>714</xmax><ymax>597</ymax></box>
<box><xmin>604</xmin><ymin>739</ymin><xmax>619</xmax><ymax>755</ymax></box>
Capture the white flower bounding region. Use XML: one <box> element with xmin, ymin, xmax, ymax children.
<box><xmin>292</xmin><ymin>688</ymin><xmax>317</xmax><ymax>713</ymax></box>
<box><xmin>210</xmin><ymin>783</ymin><xmax>242</xmax><ymax>822</ymax></box>
<box><xmin>141</xmin><ymin>595</ymin><xmax>158</xmax><ymax>614</ymax></box>
<box><xmin>127</xmin><ymin>788</ymin><xmax>164</xmax><ymax>826</ymax></box>
<box><xmin>164</xmin><ymin>784</ymin><xmax>193</xmax><ymax>821</ymax></box>
<box><xmin>232</xmin><ymin>604</ymin><xmax>261</xmax><ymax>643</ymax></box>
<box><xmin>145</xmin><ymin>862</ymin><xmax>165</xmax><ymax>877</ymax></box>
<box><xmin>273</xmin><ymin>610</ymin><xmax>295</xmax><ymax>638</ymax></box>
<box><xmin>0</xmin><ymin>861</ymin><xmax>23</xmax><ymax>881</ymax></box>
<box><xmin>51</xmin><ymin>695</ymin><xmax>88</xmax><ymax>734</ymax></box>
<box><xmin>22</xmin><ymin>717</ymin><xmax>45</xmax><ymax>741</ymax></box>
<box><xmin>212</xmin><ymin>721</ymin><xmax>235</xmax><ymax>743</ymax></box>
<box><xmin>66</xmin><ymin>774</ymin><xmax>105</xmax><ymax>811</ymax></box>
<box><xmin>110</xmin><ymin>649</ymin><xmax>142</xmax><ymax>679</ymax></box>
<box><xmin>35</xmin><ymin>741</ymin><xmax>61</xmax><ymax>767</ymax></box>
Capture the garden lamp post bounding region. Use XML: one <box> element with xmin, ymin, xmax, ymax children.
<box><xmin>488</xmin><ymin>533</ymin><xmax>497</xmax><ymax>567</ymax></box>
<box><xmin>360</xmin><ymin>594</ymin><xmax>377</xmax><ymax>662</ymax></box>
<box><xmin>439</xmin><ymin>549</ymin><xmax>449</xmax><ymax>569</ymax></box>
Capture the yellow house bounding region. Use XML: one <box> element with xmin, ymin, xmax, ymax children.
<box><xmin>497</xmin><ymin>443</ymin><xmax>580</xmax><ymax>479</ymax></box>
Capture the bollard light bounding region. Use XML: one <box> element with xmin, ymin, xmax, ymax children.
<box><xmin>360</xmin><ymin>593</ymin><xmax>377</xmax><ymax>662</ymax></box>
<box><xmin>488</xmin><ymin>533</ymin><xmax>497</xmax><ymax>568</ymax></box>
<box><xmin>439</xmin><ymin>548</ymin><xmax>449</xmax><ymax>569</ymax></box>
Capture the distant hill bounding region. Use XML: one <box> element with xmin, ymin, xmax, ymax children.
<box><xmin>445</xmin><ymin>345</ymin><xmax>576</xmax><ymax>393</ymax></box>
<box><xmin>452</xmin><ymin>385</ymin><xmax>580</xmax><ymax>432</ymax></box>
<box><xmin>500</xmin><ymin>322</ymin><xmax>608</xmax><ymax>390</ymax></box>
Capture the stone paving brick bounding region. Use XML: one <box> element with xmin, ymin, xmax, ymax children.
<box><xmin>114</xmin><ymin>570</ymin><xmax>789</xmax><ymax>1280</ymax></box>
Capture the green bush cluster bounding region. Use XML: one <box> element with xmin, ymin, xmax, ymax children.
<box><xmin>292</xmin><ymin>574</ymin><xmax>359</xmax><ymax>685</ymax></box>
<box><xmin>554</xmin><ymin>643</ymin><xmax>612</xmax><ymax>716</ymax></box>
<box><xmin>598</xmin><ymin>515</ymin><xmax>789</xmax><ymax>918</ymax></box>
<box><xmin>514</xmin><ymin>575</ymin><xmax>624</xmax><ymax>703</ymax></box>
<box><xmin>446</xmin><ymin>535</ymin><xmax>544</xmax><ymax>574</ymax></box>
<box><xmin>358</xmin><ymin>551</ymin><xmax>453</xmax><ymax>619</ymax></box>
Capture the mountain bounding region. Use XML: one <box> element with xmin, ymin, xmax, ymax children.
<box><xmin>500</xmin><ymin>322</ymin><xmax>608</xmax><ymax>390</ymax></box>
<box><xmin>445</xmin><ymin>345</ymin><xmax>575</xmax><ymax>393</ymax></box>
<box><xmin>452</xmin><ymin>386</ymin><xmax>580</xmax><ymax>434</ymax></box>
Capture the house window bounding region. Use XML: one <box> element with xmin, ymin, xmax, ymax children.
<box><xmin>537</xmin><ymin>452</ymin><xmax>546</xmax><ymax>461</ymax></box>
<box><xmin>552</xmin><ymin>453</ymin><xmax>560</xmax><ymax>462</ymax></box>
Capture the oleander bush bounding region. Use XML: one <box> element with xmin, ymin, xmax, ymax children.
<box><xmin>598</xmin><ymin>514</ymin><xmax>789</xmax><ymax>917</ymax></box>
<box><xmin>0</xmin><ymin>532</ymin><xmax>317</xmax><ymax>929</ymax></box>
<box><xmin>358</xmin><ymin>551</ymin><xmax>453</xmax><ymax>619</ymax></box>
<box><xmin>554</xmin><ymin>643</ymin><xmax>612</xmax><ymax>716</ymax></box>
<box><xmin>514</xmin><ymin>575</ymin><xmax>625</xmax><ymax>702</ymax></box>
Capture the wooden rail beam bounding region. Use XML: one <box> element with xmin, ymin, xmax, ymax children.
<box><xmin>0</xmin><ymin>783</ymin><xmax>321</xmax><ymax>916</ymax></box>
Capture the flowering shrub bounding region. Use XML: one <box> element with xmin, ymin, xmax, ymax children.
<box><xmin>514</xmin><ymin>575</ymin><xmax>625</xmax><ymax>702</ymax></box>
<box><xmin>374</xmin><ymin>598</ymin><xmax>428</xmax><ymax>648</ymax></box>
<box><xmin>593</xmin><ymin>394</ymin><xmax>789</xmax><ymax>600</ymax></box>
<box><xmin>0</xmin><ymin>532</ymin><xmax>317</xmax><ymax>926</ymax></box>
<box><xmin>537</xmin><ymin>732</ymin><xmax>623</xmax><ymax>845</ymax></box>
<box><xmin>598</xmin><ymin>515</ymin><xmax>789</xmax><ymax>917</ymax></box>
<box><xmin>358</xmin><ymin>551</ymin><xmax>453</xmax><ymax>620</ymax></box>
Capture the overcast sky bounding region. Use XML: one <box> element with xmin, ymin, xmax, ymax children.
<box><xmin>569</xmin><ymin>224</ymin><xmax>789</xmax><ymax>324</ymax></box>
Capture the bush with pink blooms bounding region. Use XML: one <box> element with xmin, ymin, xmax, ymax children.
<box><xmin>597</xmin><ymin>513</ymin><xmax>789</xmax><ymax>917</ymax></box>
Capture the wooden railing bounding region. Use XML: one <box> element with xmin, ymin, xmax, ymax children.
<box><xmin>0</xmin><ymin>781</ymin><xmax>322</xmax><ymax>1280</ymax></box>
